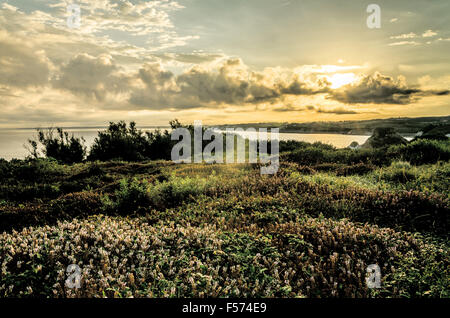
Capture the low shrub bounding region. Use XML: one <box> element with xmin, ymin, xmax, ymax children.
<box><xmin>50</xmin><ymin>192</ymin><xmax>105</xmax><ymax>220</ymax></box>
<box><xmin>388</xmin><ymin>139</ymin><xmax>450</xmax><ymax>165</ymax></box>
<box><xmin>0</xmin><ymin>158</ymin><xmax>66</xmax><ymax>183</ymax></box>
<box><xmin>102</xmin><ymin>178</ymin><xmax>151</xmax><ymax>215</ymax></box>
<box><xmin>0</xmin><ymin>183</ymin><xmax>62</xmax><ymax>201</ymax></box>
<box><xmin>0</xmin><ymin>203</ymin><xmax>47</xmax><ymax>232</ymax></box>
<box><xmin>0</xmin><ymin>159</ymin><xmax>448</xmax><ymax>299</ymax></box>
<box><xmin>282</xmin><ymin>147</ymin><xmax>391</xmax><ymax>166</ymax></box>
<box><xmin>378</xmin><ymin>161</ymin><xmax>416</xmax><ymax>184</ymax></box>
<box><xmin>148</xmin><ymin>175</ymin><xmax>219</xmax><ymax>209</ymax></box>
<box><xmin>0</xmin><ymin>192</ymin><xmax>104</xmax><ymax>232</ymax></box>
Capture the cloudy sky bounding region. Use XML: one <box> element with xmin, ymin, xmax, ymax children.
<box><xmin>0</xmin><ymin>0</ymin><xmax>449</xmax><ymax>128</ymax></box>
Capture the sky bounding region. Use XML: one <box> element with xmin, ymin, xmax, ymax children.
<box><xmin>0</xmin><ymin>0</ymin><xmax>449</xmax><ymax>128</ymax></box>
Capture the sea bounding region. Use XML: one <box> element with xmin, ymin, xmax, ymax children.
<box><xmin>0</xmin><ymin>127</ymin><xmax>413</xmax><ymax>161</ymax></box>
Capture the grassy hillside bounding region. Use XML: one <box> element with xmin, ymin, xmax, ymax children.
<box><xmin>0</xmin><ymin>140</ymin><xmax>448</xmax><ymax>298</ymax></box>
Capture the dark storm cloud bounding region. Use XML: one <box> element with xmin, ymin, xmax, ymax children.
<box><xmin>328</xmin><ymin>73</ymin><xmax>449</xmax><ymax>105</ymax></box>
<box><xmin>127</xmin><ymin>58</ymin><xmax>331</xmax><ymax>110</ymax></box>
<box><xmin>316</xmin><ymin>107</ymin><xmax>359</xmax><ymax>115</ymax></box>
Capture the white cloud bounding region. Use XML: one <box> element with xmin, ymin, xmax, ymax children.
<box><xmin>422</xmin><ymin>30</ymin><xmax>437</xmax><ymax>37</ymax></box>
<box><xmin>0</xmin><ymin>2</ymin><xmax>448</xmax><ymax>127</ymax></box>
<box><xmin>388</xmin><ymin>41</ymin><xmax>420</xmax><ymax>46</ymax></box>
<box><xmin>52</xmin><ymin>53</ymin><xmax>132</xmax><ymax>101</ymax></box>
<box><xmin>0</xmin><ymin>30</ymin><xmax>52</xmax><ymax>88</ymax></box>
<box><xmin>50</xmin><ymin>0</ymin><xmax>183</xmax><ymax>36</ymax></box>
<box><xmin>390</xmin><ymin>32</ymin><xmax>417</xmax><ymax>39</ymax></box>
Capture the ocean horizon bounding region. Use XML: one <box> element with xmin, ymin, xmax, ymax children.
<box><xmin>0</xmin><ymin>127</ymin><xmax>414</xmax><ymax>161</ymax></box>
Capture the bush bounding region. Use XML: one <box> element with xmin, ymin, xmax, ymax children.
<box><xmin>144</xmin><ymin>129</ymin><xmax>173</xmax><ymax>160</ymax></box>
<box><xmin>388</xmin><ymin>139</ymin><xmax>450</xmax><ymax>165</ymax></box>
<box><xmin>282</xmin><ymin>146</ymin><xmax>390</xmax><ymax>166</ymax></box>
<box><xmin>148</xmin><ymin>176</ymin><xmax>212</xmax><ymax>209</ymax></box>
<box><xmin>0</xmin><ymin>183</ymin><xmax>61</xmax><ymax>201</ymax></box>
<box><xmin>361</xmin><ymin>127</ymin><xmax>407</xmax><ymax>149</ymax></box>
<box><xmin>378</xmin><ymin>161</ymin><xmax>416</xmax><ymax>183</ymax></box>
<box><xmin>102</xmin><ymin>178</ymin><xmax>151</xmax><ymax>214</ymax></box>
<box><xmin>0</xmin><ymin>158</ymin><xmax>65</xmax><ymax>182</ymax></box>
<box><xmin>50</xmin><ymin>192</ymin><xmax>104</xmax><ymax>219</ymax></box>
<box><xmin>28</xmin><ymin>128</ymin><xmax>86</xmax><ymax>164</ymax></box>
<box><xmin>368</xmin><ymin>161</ymin><xmax>450</xmax><ymax>195</ymax></box>
<box><xmin>88</xmin><ymin>122</ymin><xmax>149</xmax><ymax>162</ymax></box>
<box><xmin>278</xmin><ymin>140</ymin><xmax>333</xmax><ymax>153</ymax></box>
<box><xmin>88</xmin><ymin>121</ymin><xmax>182</xmax><ymax>162</ymax></box>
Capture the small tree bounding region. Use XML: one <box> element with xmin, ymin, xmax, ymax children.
<box><xmin>88</xmin><ymin>121</ymin><xmax>149</xmax><ymax>161</ymax></box>
<box><xmin>27</xmin><ymin>127</ymin><xmax>86</xmax><ymax>164</ymax></box>
<box><xmin>88</xmin><ymin>120</ymin><xmax>189</xmax><ymax>162</ymax></box>
<box><xmin>144</xmin><ymin>129</ymin><xmax>173</xmax><ymax>160</ymax></box>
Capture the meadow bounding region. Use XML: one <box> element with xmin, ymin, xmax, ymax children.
<box><xmin>0</xmin><ymin>124</ymin><xmax>448</xmax><ymax>298</ymax></box>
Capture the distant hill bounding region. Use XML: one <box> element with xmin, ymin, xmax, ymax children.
<box><xmin>214</xmin><ymin>115</ymin><xmax>450</xmax><ymax>135</ymax></box>
<box><xmin>414</xmin><ymin>122</ymin><xmax>450</xmax><ymax>140</ymax></box>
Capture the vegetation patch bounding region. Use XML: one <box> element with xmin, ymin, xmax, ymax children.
<box><xmin>1</xmin><ymin>123</ymin><xmax>448</xmax><ymax>298</ymax></box>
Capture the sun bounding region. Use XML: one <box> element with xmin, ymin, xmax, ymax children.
<box><xmin>327</xmin><ymin>73</ymin><xmax>357</xmax><ymax>89</ymax></box>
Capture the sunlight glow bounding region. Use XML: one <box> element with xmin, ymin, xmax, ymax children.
<box><xmin>327</xmin><ymin>73</ymin><xmax>357</xmax><ymax>89</ymax></box>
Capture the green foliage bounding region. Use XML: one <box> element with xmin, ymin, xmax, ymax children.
<box><xmin>0</xmin><ymin>158</ymin><xmax>65</xmax><ymax>182</ymax></box>
<box><xmin>88</xmin><ymin>121</ymin><xmax>183</xmax><ymax>162</ymax></box>
<box><xmin>414</xmin><ymin>123</ymin><xmax>450</xmax><ymax>141</ymax></box>
<box><xmin>282</xmin><ymin>138</ymin><xmax>450</xmax><ymax>167</ymax></box>
<box><xmin>387</xmin><ymin>139</ymin><xmax>450</xmax><ymax>165</ymax></box>
<box><xmin>88</xmin><ymin>121</ymin><xmax>149</xmax><ymax>162</ymax></box>
<box><xmin>378</xmin><ymin>161</ymin><xmax>416</xmax><ymax>183</ymax></box>
<box><xmin>372</xmin><ymin>161</ymin><xmax>450</xmax><ymax>195</ymax></box>
<box><xmin>0</xmin><ymin>216</ymin><xmax>447</xmax><ymax>298</ymax></box>
<box><xmin>102</xmin><ymin>175</ymin><xmax>219</xmax><ymax>214</ymax></box>
<box><xmin>0</xmin><ymin>158</ymin><xmax>67</xmax><ymax>201</ymax></box>
<box><xmin>148</xmin><ymin>175</ymin><xmax>215</xmax><ymax>209</ymax></box>
<box><xmin>361</xmin><ymin>127</ymin><xmax>407</xmax><ymax>149</ymax></box>
<box><xmin>309</xmin><ymin>163</ymin><xmax>376</xmax><ymax>176</ymax></box>
<box><xmin>278</xmin><ymin>140</ymin><xmax>333</xmax><ymax>153</ymax></box>
<box><xmin>282</xmin><ymin>146</ymin><xmax>390</xmax><ymax>166</ymax></box>
<box><xmin>28</xmin><ymin>128</ymin><xmax>86</xmax><ymax>164</ymax></box>
<box><xmin>102</xmin><ymin>178</ymin><xmax>151</xmax><ymax>215</ymax></box>
<box><xmin>0</xmin><ymin>151</ymin><xmax>448</xmax><ymax>298</ymax></box>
